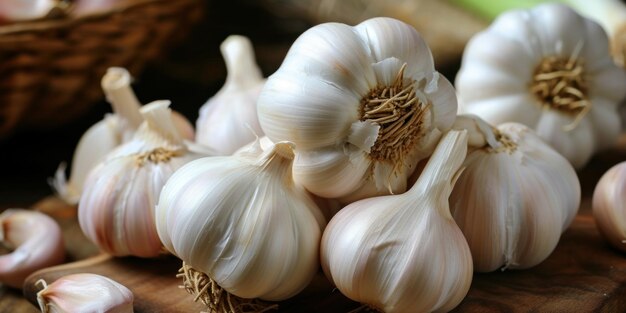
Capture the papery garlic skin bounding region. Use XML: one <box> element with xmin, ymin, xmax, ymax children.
<box><xmin>321</xmin><ymin>130</ymin><xmax>472</xmax><ymax>313</ymax></box>
<box><xmin>258</xmin><ymin>17</ymin><xmax>457</xmax><ymax>201</ymax></box>
<box><xmin>196</xmin><ymin>35</ymin><xmax>265</xmax><ymax>155</ymax></box>
<box><xmin>79</xmin><ymin>101</ymin><xmax>197</xmax><ymax>257</ymax></box>
<box><xmin>456</xmin><ymin>3</ymin><xmax>626</xmax><ymax>169</ymax></box>
<box><xmin>53</xmin><ymin>67</ymin><xmax>194</xmax><ymax>204</ymax></box>
<box><xmin>450</xmin><ymin>119</ymin><xmax>580</xmax><ymax>272</ymax></box>
<box><xmin>156</xmin><ymin>142</ymin><xmax>324</xmax><ymax>301</ymax></box>
<box><xmin>0</xmin><ymin>209</ymin><xmax>64</xmax><ymax>289</ymax></box>
<box><xmin>37</xmin><ymin>273</ymin><xmax>133</xmax><ymax>313</ymax></box>
<box><xmin>593</xmin><ymin>161</ymin><xmax>626</xmax><ymax>252</ymax></box>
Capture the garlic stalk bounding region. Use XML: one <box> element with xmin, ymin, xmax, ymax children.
<box><xmin>450</xmin><ymin>115</ymin><xmax>580</xmax><ymax>271</ymax></box>
<box><xmin>156</xmin><ymin>141</ymin><xmax>324</xmax><ymax>301</ymax></box>
<box><xmin>258</xmin><ymin>17</ymin><xmax>457</xmax><ymax>201</ymax></box>
<box><xmin>78</xmin><ymin>101</ymin><xmax>197</xmax><ymax>257</ymax></box>
<box><xmin>37</xmin><ymin>273</ymin><xmax>134</xmax><ymax>313</ymax></box>
<box><xmin>196</xmin><ymin>35</ymin><xmax>265</xmax><ymax>155</ymax></box>
<box><xmin>592</xmin><ymin>161</ymin><xmax>626</xmax><ymax>252</ymax></box>
<box><xmin>0</xmin><ymin>209</ymin><xmax>65</xmax><ymax>289</ymax></box>
<box><xmin>52</xmin><ymin>67</ymin><xmax>194</xmax><ymax>205</ymax></box>
<box><xmin>321</xmin><ymin>130</ymin><xmax>472</xmax><ymax>313</ymax></box>
<box><xmin>455</xmin><ymin>3</ymin><xmax>626</xmax><ymax>169</ymax></box>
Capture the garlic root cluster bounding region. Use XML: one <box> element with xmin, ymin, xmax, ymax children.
<box><xmin>0</xmin><ymin>209</ymin><xmax>65</xmax><ymax>289</ymax></box>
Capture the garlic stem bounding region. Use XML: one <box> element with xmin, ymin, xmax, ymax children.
<box><xmin>410</xmin><ymin>130</ymin><xmax>468</xmax><ymax>218</ymax></box>
<box><xmin>221</xmin><ymin>35</ymin><xmax>264</xmax><ymax>90</ymax></box>
<box><xmin>139</xmin><ymin>100</ymin><xmax>183</xmax><ymax>146</ymax></box>
<box><xmin>449</xmin><ymin>0</ymin><xmax>545</xmax><ymax>20</ymax></box>
<box><xmin>453</xmin><ymin>114</ymin><xmax>500</xmax><ymax>149</ymax></box>
<box><xmin>101</xmin><ymin>67</ymin><xmax>143</xmax><ymax>129</ymax></box>
<box><xmin>258</xmin><ymin>141</ymin><xmax>296</xmax><ymax>182</ymax></box>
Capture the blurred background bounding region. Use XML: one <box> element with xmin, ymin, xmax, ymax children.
<box><xmin>0</xmin><ymin>0</ymin><xmax>489</xmax><ymax>208</ymax></box>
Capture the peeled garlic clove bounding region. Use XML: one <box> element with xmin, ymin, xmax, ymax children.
<box><xmin>53</xmin><ymin>67</ymin><xmax>194</xmax><ymax>205</ymax></box>
<box><xmin>450</xmin><ymin>116</ymin><xmax>580</xmax><ymax>271</ymax></box>
<box><xmin>196</xmin><ymin>35</ymin><xmax>265</xmax><ymax>155</ymax></box>
<box><xmin>156</xmin><ymin>142</ymin><xmax>324</xmax><ymax>301</ymax></box>
<box><xmin>321</xmin><ymin>130</ymin><xmax>473</xmax><ymax>313</ymax></box>
<box><xmin>37</xmin><ymin>273</ymin><xmax>133</xmax><ymax>313</ymax></box>
<box><xmin>258</xmin><ymin>17</ymin><xmax>457</xmax><ymax>201</ymax></box>
<box><xmin>0</xmin><ymin>209</ymin><xmax>65</xmax><ymax>289</ymax></box>
<box><xmin>456</xmin><ymin>3</ymin><xmax>626</xmax><ymax>169</ymax></box>
<box><xmin>593</xmin><ymin>161</ymin><xmax>626</xmax><ymax>252</ymax></box>
<box><xmin>78</xmin><ymin>101</ymin><xmax>198</xmax><ymax>257</ymax></box>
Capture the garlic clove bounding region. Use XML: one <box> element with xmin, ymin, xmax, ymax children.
<box><xmin>37</xmin><ymin>273</ymin><xmax>134</xmax><ymax>313</ymax></box>
<box><xmin>0</xmin><ymin>209</ymin><xmax>65</xmax><ymax>289</ymax></box>
<box><xmin>196</xmin><ymin>35</ymin><xmax>265</xmax><ymax>155</ymax></box>
<box><xmin>321</xmin><ymin>130</ymin><xmax>473</xmax><ymax>313</ymax></box>
<box><xmin>588</xmin><ymin>97</ymin><xmax>622</xmax><ymax>151</ymax></box>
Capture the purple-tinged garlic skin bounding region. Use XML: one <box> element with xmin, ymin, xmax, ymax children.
<box><xmin>593</xmin><ymin>161</ymin><xmax>626</xmax><ymax>252</ymax></box>
<box><xmin>0</xmin><ymin>209</ymin><xmax>65</xmax><ymax>289</ymax></box>
<box><xmin>37</xmin><ymin>273</ymin><xmax>134</xmax><ymax>313</ymax></box>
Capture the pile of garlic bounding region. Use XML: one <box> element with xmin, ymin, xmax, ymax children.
<box><xmin>41</xmin><ymin>2</ymin><xmax>626</xmax><ymax>312</ymax></box>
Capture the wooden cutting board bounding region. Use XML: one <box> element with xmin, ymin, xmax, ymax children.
<box><xmin>15</xmin><ymin>139</ymin><xmax>626</xmax><ymax>312</ymax></box>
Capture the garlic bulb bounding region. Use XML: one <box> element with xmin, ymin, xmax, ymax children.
<box><xmin>592</xmin><ymin>161</ymin><xmax>626</xmax><ymax>252</ymax></box>
<box><xmin>37</xmin><ymin>273</ymin><xmax>133</xmax><ymax>313</ymax></box>
<box><xmin>78</xmin><ymin>101</ymin><xmax>197</xmax><ymax>257</ymax></box>
<box><xmin>196</xmin><ymin>35</ymin><xmax>265</xmax><ymax>155</ymax></box>
<box><xmin>450</xmin><ymin>115</ymin><xmax>580</xmax><ymax>272</ymax></box>
<box><xmin>0</xmin><ymin>209</ymin><xmax>65</xmax><ymax>289</ymax></box>
<box><xmin>456</xmin><ymin>3</ymin><xmax>626</xmax><ymax>169</ymax></box>
<box><xmin>53</xmin><ymin>67</ymin><xmax>194</xmax><ymax>204</ymax></box>
<box><xmin>321</xmin><ymin>130</ymin><xmax>472</xmax><ymax>313</ymax></box>
<box><xmin>156</xmin><ymin>141</ymin><xmax>324</xmax><ymax>301</ymax></box>
<box><xmin>258</xmin><ymin>17</ymin><xmax>457</xmax><ymax>201</ymax></box>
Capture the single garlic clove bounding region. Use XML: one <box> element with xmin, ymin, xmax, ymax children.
<box><xmin>321</xmin><ymin>130</ymin><xmax>473</xmax><ymax>313</ymax></box>
<box><xmin>0</xmin><ymin>209</ymin><xmax>65</xmax><ymax>289</ymax></box>
<box><xmin>196</xmin><ymin>35</ymin><xmax>265</xmax><ymax>155</ymax></box>
<box><xmin>593</xmin><ymin>161</ymin><xmax>626</xmax><ymax>252</ymax></box>
<box><xmin>37</xmin><ymin>273</ymin><xmax>134</xmax><ymax>313</ymax></box>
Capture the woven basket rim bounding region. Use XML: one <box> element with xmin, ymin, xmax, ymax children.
<box><xmin>0</xmin><ymin>0</ymin><xmax>184</xmax><ymax>35</ymax></box>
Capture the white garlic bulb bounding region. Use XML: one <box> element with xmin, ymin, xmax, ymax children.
<box><xmin>593</xmin><ymin>161</ymin><xmax>626</xmax><ymax>252</ymax></box>
<box><xmin>0</xmin><ymin>209</ymin><xmax>65</xmax><ymax>289</ymax></box>
<box><xmin>0</xmin><ymin>0</ymin><xmax>54</xmax><ymax>21</ymax></box>
<box><xmin>196</xmin><ymin>35</ymin><xmax>265</xmax><ymax>155</ymax></box>
<box><xmin>78</xmin><ymin>101</ymin><xmax>197</xmax><ymax>257</ymax></box>
<box><xmin>321</xmin><ymin>130</ymin><xmax>472</xmax><ymax>313</ymax></box>
<box><xmin>53</xmin><ymin>67</ymin><xmax>194</xmax><ymax>204</ymax></box>
<box><xmin>258</xmin><ymin>17</ymin><xmax>457</xmax><ymax>201</ymax></box>
<box><xmin>156</xmin><ymin>141</ymin><xmax>324</xmax><ymax>301</ymax></box>
<box><xmin>456</xmin><ymin>3</ymin><xmax>626</xmax><ymax>169</ymax></box>
<box><xmin>450</xmin><ymin>115</ymin><xmax>580</xmax><ymax>272</ymax></box>
<box><xmin>37</xmin><ymin>273</ymin><xmax>133</xmax><ymax>313</ymax></box>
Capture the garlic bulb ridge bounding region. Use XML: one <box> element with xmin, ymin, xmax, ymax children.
<box><xmin>156</xmin><ymin>141</ymin><xmax>324</xmax><ymax>301</ymax></box>
<box><xmin>456</xmin><ymin>3</ymin><xmax>626</xmax><ymax>169</ymax></box>
<box><xmin>450</xmin><ymin>115</ymin><xmax>580</xmax><ymax>271</ymax></box>
<box><xmin>196</xmin><ymin>35</ymin><xmax>265</xmax><ymax>155</ymax></box>
<box><xmin>321</xmin><ymin>130</ymin><xmax>472</xmax><ymax>313</ymax></box>
<box><xmin>78</xmin><ymin>101</ymin><xmax>197</xmax><ymax>257</ymax></box>
<box><xmin>258</xmin><ymin>17</ymin><xmax>457</xmax><ymax>201</ymax></box>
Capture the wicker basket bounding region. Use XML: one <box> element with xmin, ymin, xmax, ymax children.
<box><xmin>0</xmin><ymin>0</ymin><xmax>204</xmax><ymax>139</ymax></box>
